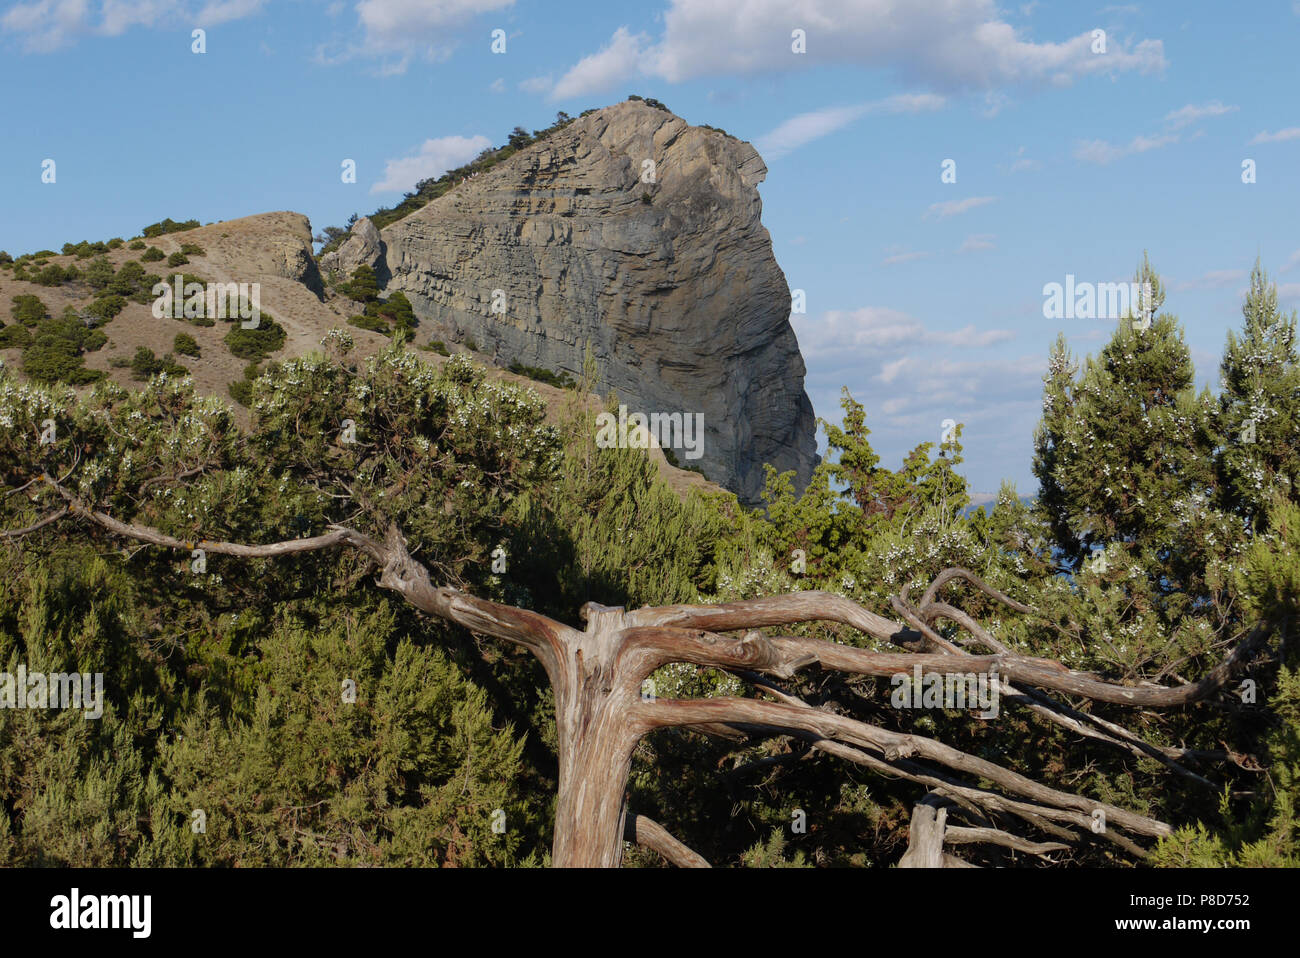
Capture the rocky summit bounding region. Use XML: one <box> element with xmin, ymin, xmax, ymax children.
<box><xmin>353</xmin><ymin>100</ymin><xmax>818</xmax><ymax>504</ymax></box>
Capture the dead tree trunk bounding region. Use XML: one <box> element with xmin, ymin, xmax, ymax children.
<box><xmin>899</xmin><ymin>800</ymin><xmax>948</xmax><ymax>868</ymax></box>
<box><xmin>549</xmin><ymin>604</ymin><xmax>641</xmax><ymax>867</ymax></box>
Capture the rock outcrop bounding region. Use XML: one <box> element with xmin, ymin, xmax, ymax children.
<box><xmin>319</xmin><ymin>216</ymin><xmax>386</xmax><ymax>283</ymax></box>
<box><xmin>376</xmin><ymin>100</ymin><xmax>818</xmax><ymax>503</ymax></box>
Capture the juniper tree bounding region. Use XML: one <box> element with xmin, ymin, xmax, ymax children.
<box><xmin>1152</xmin><ymin>497</ymin><xmax>1300</xmax><ymax>867</ymax></box>
<box><xmin>1033</xmin><ymin>333</ymin><xmax>1081</xmax><ymax>563</ymax></box>
<box><xmin>342</xmin><ymin>264</ymin><xmax>380</xmax><ymax>304</ymax></box>
<box><xmin>760</xmin><ymin>388</ymin><xmax>970</xmax><ymax>585</ymax></box>
<box><xmin>1217</xmin><ymin>261</ymin><xmax>1300</xmax><ymax>528</ymax></box>
<box><xmin>1033</xmin><ymin>256</ymin><xmax>1219</xmax><ymax>585</ymax></box>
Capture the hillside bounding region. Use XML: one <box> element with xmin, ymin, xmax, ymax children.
<box><xmin>0</xmin><ymin>210</ymin><xmax>721</xmax><ymax>500</ymax></box>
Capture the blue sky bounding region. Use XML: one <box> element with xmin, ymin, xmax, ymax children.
<box><xmin>2</xmin><ymin>0</ymin><xmax>1298</xmax><ymax>498</ymax></box>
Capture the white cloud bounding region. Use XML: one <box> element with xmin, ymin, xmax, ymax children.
<box><xmin>1006</xmin><ymin>146</ymin><xmax>1038</xmax><ymax>173</ymax></box>
<box><xmin>1073</xmin><ymin>132</ymin><xmax>1178</xmax><ymax>165</ymax></box>
<box><xmin>518</xmin><ymin>74</ymin><xmax>552</xmax><ymax>94</ymax></box>
<box><xmin>1280</xmin><ymin>249</ymin><xmax>1300</xmax><ymax>273</ymax></box>
<box><xmin>309</xmin><ymin>0</ymin><xmax>512</xmax><ymax>67</ymax></box>
<box><xmin>1163</xmin><ymin>100</ymin><xmax>1237</xmax><ymax>130</ymax></box>
<box><xmin>100</xmin><ymin>0</ymin><xmax>177</xmax><ymax>34</ymax></box>
<box><xmin>355</xmin><ymin>0</ymin><xmax>512</xmax><ymax>46</ymax></box>
<box><xmin>1</xmin><ymin>0</ymin><xmax>269</xmax><ymax>49</ymax></box>
<box><xmin>925</xmin><ymin>195</ymin><xmax>996</xmax><ymax>218</ymax></box>
<box><xmin>2</xmin><ymin>0</ymin><xmax>92</xmax><ymax>51</ymax></box>
<box><xmin>1249</xmin><ymin>127</ymin><xmax>1300</xmax><ymax>145</ymax></box>
<box><xmin>195</xmin><ymin>0</ymin><xmax>264</xmax><ymax>26</ymax></box>
<box><xmin>549</xmin><ymin>25</ymin><xmax>648</xmax><ymax>99</ymax></box>
<box><xmin>1073</xmin><ymin>101</ymin><xmax>1231</xmax><ymax>166</ymax></box>
<box><xmin>793</xmin><ymin>307</ymin><xmax>1013</xmax><ymax>361</ymax></box>
<box><xmin>1172</xmin><ymin>268</ymin><xmax>1248</xmax><ymax>291</ymax></box>
<box><xmin>371</xmin><ymin>133</ymin><xmax>493</xmax><ymax>194</ymax></box>
<box><xmin>845</xmin><ymin>352</ymin><xmax>1043</xmax><ymax>443</ymax></box>
<box><xmin>754</xmin><ymin>94</ymin><xmax>945</xmax><ymax>159</ymax></box>
<box><xmin>488</xmin><ymin>76</ymin><xmax>505</xmax><ymax>93</ymax></box>
<box><xmin>794</xmin><ymin>307</ymin><xmax>923</xmax><ymax>358</ymax></box>
<box><xmin>981</xmin><ymin>90</ymin><xmax>1012</xmax><ymax>117</ymax></box>
<box><xmin>958</xmin><ymin>234</ymin><xmax>996</xmax><ymax>253</ymax></box>
<box><xmin>547</xmin><ymin>0</ymin><xmax>1164</xmax><ymax>100</ymax></box>
<box><xmin>873</xmin><ymin>352</ymin><xmax>1040</xmax><ymax>392</ymax></box>
<box><xmin>795</xmin><ymin>305</ymin><xmax>1038</xmax><ymax>486</ymax></box>
<box><xmin>882</xmin><ymin>250</ymin><xmax>931</xmax><ymax>265</ymax></box>
<box><xmin>756</xmin><ymin>105</ymin><xmax>868</xmax><ymax>159</ymax></box>
<box><xmin>880</xmin><ymin>92</ymin><xmax>949</xmax><ymax>113</ymax></box>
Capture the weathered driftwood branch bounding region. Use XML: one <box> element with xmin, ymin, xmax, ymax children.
<box><xmin>624</xmin><ymin>813</ymin><xmax>711</xmax><ymax>868</ymax></box>
<box><xmin>943</xmin><ymin>825</ymin><xmax>1069</xmax><ymax>857</ymax></box>
<box><xmin>629</xmin><ymin>696</ymin><xmax>1171</xmax><ymax>839</ymax></box>
<box><xmin>899</xmin><ymin>798</ymin><xmax>1068</xmax><ymax>867</ymax></box>
<box><xmin>899</xmin><ymin>802</ymin><xmax>949</xmax><ymax>868</ymax></box>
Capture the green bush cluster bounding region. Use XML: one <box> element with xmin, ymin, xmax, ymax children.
<box><xmin>506</xmin><ymin>360</ymin><xmax>575</xmax><ymax>389</ymax></box>
<box><xmin>226</xmin><ymin>362</ymin><xmax>261</xmax><ymax>406</ymax></box>
<box><xmin>340</xmin><ymin>264</ymin><xmax>380</xmax><ymax>303</ymax></box>
<box><xmin>173</xmin><ymin>332</ymin><xmax>200</xmax><ymax>357</ymax></box>
<box><xmin>84</xmin><ymin>295</ymin><xmax>126</xmax><ymax>322</ymax></box>
<box><xmin>11</xmin><ymin>294</ymin><xmax>48</xmax><ymax>327</ymax></box>
<box><xmin>627</xmin><ymin>94</ymin><xmax>671</xmax><ymax>112</ymax></box>
<box><xmin>31</xmin><ymin>263</ymin><xmax>78</xmax><ymax>287</ymax></box>
<box><xmin>129</xmin><ymin>346</ymin><xmax>188</xmax><ymax>381</ymax></box>
<box><xmin>0</xmin><ymin>325</ymin><xmax>31</xmax><ymax>349</ymax></box>
<box><xmin>342</xmin><ymin>268</ymin><xmax>416</xmax><ymax>341</ymax></box>
<box><xmin>19</xmin><ymin>312</ymin><xmax>106</xmax><ymax>385</ymax></box>
<box><xmin>141</xmin><ymin>218</ymin><xmax>200</xmax><ymax>238</ymax></box>
<box><xmin>224</xmin><ymin>315</ymin><xmax>286</xmax><ymax>361</ymax></box>
<box><xmin>62</xmin><ymin>240</ymin><xmax>110</xmax><ymax>259</ymax></box>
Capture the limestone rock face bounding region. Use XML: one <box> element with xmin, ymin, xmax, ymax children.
<box><xmin>380</xmin><ymin>100</ymin><xmax>818</xmax><ymax>503</ymax></box>
<box><xmin>270</xmin><ymin>236</ymin><xmax>325</xmax><ymax>298</ymax></box>
<box><xmin>320</xmin><ymin>216</ymin><xmax>386</xmax><ymax>282</ymax></box>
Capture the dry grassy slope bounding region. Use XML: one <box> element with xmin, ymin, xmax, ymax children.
<box><xmin>0</xmin><ymin>211</ymin><xmax>723</xmax><ymax>501</ymax></box>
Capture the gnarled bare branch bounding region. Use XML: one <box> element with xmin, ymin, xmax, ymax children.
<box><xmin>631</xmin><ymin>696</ymin><xmax>1171</xmax><ymax>839</ymax></box>
<box><xmin>624</xmin><ymin>813</ymin><xmax>711</xmax><ymax>868</ymax></box>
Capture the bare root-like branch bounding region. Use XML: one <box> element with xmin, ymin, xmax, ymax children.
<box><xmin>624</xmin><ymin>813</ymin><xmax>711</xmax><ymax>868</ymax></box>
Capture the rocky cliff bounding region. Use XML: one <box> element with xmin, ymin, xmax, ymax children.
<box><xmin>364</xmin><ymin>100</ymin><xmax>818</xmax><ymax>504</ymax></box>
